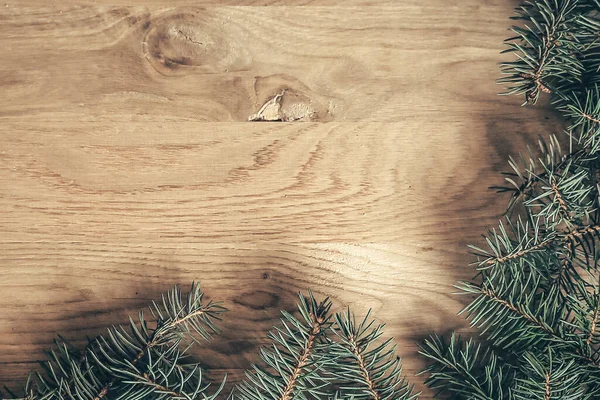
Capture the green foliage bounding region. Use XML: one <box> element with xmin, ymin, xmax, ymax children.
<box><xmin>329</xmin><ymin>309</ymin><xmax>417</xmax><ymax>400</ymax></box>
<box><xmin>419</xmin><ymin>334</ymin><xmax>513</xmax><ymax>400</ymax></box>
<box><xmin>3</xmin><ymin>283</ymin><xmax>227</xmax><ymax>400</ymax></box>
<box><xmin>234</xmin><ymin>293</ymin><xmax>335</xmax><ymax>400</ymax></box>
<box><xmin>421</xmin><ymin>0</ymin><xmax>600</xmax><ymax>398</ymax></box>
<box><xmin>234</xmin><ymin>295</ymin><xmax>417</xmax><ymax>400</ymax></box>
<box><xmin>2</xmin><ymin>289</ymin><xmax>416</xmax><ymax>400</ymax></box>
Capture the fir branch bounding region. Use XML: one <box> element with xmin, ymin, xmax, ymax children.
<box><xmin>566</xmin><ymin>282</ymin><xmax>600</xmax><ymax>350</ymax></box>
<box><xmin>480</xmin><ymin>286</ymin><xmax>551</xmax><ymax>331</ymax></box>
<box><xmin>329</xmin><ymin>309</ymin><xmax>417</xmax><ymax>400</ymax></box>
<box><xmin>89</xmin><ymin>283</ymin><xmax>225</xmax><ymax>399</ymax></box>
<box><xmin>480</xmin><ymin>237</ymin><xmax>554</xmax><ymax>267</ymax></box>
<box><xmin>279</xmin><ymin>320</ymin><xmax>321</xmax><ymax>400</ymax></box>
<box><xmin>562</xmin><ymin>223</ymin><xmax>600</xmax><ymax>242</ymax></box>
<box><xmin>4</xmin><ymin>290</ymin><xmax>417</xmax><ymax>400</ymax></box>
<box><xmin>475</xmin><ymin>221</ymin><xmax>600</xmax><ymax>270</ymax></box>
<box><xmin>550</xmin><ymin>181</ymin><xmax>569</xmax><ymax>216</ymax></box>
<box><xmin>495</xmin><ymin>139</ymin><xmax>586</xmax><ymax>212</ymax></box>
<box><xmin>512</xmin><ymin>350</ymin><xmax>586</xmax><ymax>399</ymax></box>
<box><xmin>353</xmin><ymin>350</ymin><xmax>379</xmax><ymax>400</ymax></box>
<box><xmin>118</xmin><ymin>349</ymin><xmax>225</xmax><ymax>400</ymax></box>
<box><xmin>582</xmin><ymin>111</ymin><xmax>600</xmax><ymax>125</ymax></box>
<box><xmin>499</xmin><ymin>0</ymin><xmax>585</xmax><ymax>104</ymax></box>
<box><xmin>587</xmin><ymin>301</ymin><xmax>599</xmax><ymax>345</ymax></box>
<box><xmin>424</xmin><ymin>3</ymin><xmax>600</xmax><ymax>397</ymax></box>
<box><xmin>419</xmin><ymin>334</ymin><xmax>512</xmax><ymax>400</ymax></box>
<box><xmin>138</xmin><ymin>373</ymin><xmax>183</xmax><ymax>398</ymax></box>
<box><xmin>235</xmin><ymin>292</ymin><xmax>335</xmax><ymax>400</ymax></box>
<box><xmin>464</xmin><ymin>283</ymin><xmax>558</xmax><ymax>338</ymax></box>
<box><xmin>5</xmin><ymin>283</ymin><xmax>226</xmax><ymax>400</ymax></box>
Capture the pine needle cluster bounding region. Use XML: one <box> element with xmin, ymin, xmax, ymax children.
<box><xmin>3</xmin><ymin>283</ymin><xmax>227</xmax><ymax>400</ymax></box>
<box><xmin>235</xmin><ymin>293</ymin><xmax>417</xmax><ymax>400</ymax></box>
<box><xmin>420</xmin><ymin>1</ymin><xmax>600</xmax><ymax>398</ymax></box>
<box><xmin>1</xmin><ymin>288</ymin><xmax>416</xmax><ymax>400</ymax></box>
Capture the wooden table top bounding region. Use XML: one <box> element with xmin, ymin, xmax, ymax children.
<box><xmin>0</xmin><ymin>1</ymin><xmax>561</xmax><ymax>397</ymax></box>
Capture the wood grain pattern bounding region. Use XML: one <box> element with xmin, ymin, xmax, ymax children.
<box><xmin>0</xmin><ymin>1</ymin><xmax>561</xmax><ymax>397</ymax></box>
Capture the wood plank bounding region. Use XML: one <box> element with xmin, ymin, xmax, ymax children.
<box><xmin>0</xmin><ymin>1</ymin><xmax>559</xmax><ymax>397</ymax></box>
<box><xmin>4</xmin><ymin>1</ymin><xmax>521</xmax><ymax>7</ymax></box>
<box><xmin>0</xmin><ymin>119</ymin><xmax>561</xmax><ymax>242</ymax></box>
<box><xmin>2</xmin><ymin>4</ymin><xmax>520</xmax><ymax>122</ymax></box>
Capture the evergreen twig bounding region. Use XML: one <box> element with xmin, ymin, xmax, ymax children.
<box><xmin>422</xmin><ymin>1</ymin><xmax>600</xmax><ymax>398</ymax></box>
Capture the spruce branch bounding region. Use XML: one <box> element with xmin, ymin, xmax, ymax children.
<box><xmin>422</xmin><ymin>2</ymin><xmax>600</xmax><ymax>397</ymax></box>
<box><xmin>512</xmin><ymin>350</ymin><xmax>586</xmax><ymax>399</ymax></box>
<box><xmin>419</xmin><ymin>334</ymin><xmax>513</xmax><ymax>400</ymax></box>
<box><xmin>3</xmin><ymin>288</ymin><xmax>419</xmax><ymax>400</ymax></box>
<box><xmin>88</xmin><ymin>283</ymin><xmax>225</xmax><ymax>400</ymax></box>
<box><xmin>234</xmin><ymin>295</ymin><xmax>419</xmax><ymax>400</ymax></box>
<box><xmin>499</xmin><ymin>0</ymin><xmax>586</xmax><ymax>104</ymax></box>
<box><xmin>234</xmin><ymin>292</ymin><xmax>335</xmax><ymax>400</ymax></box>
<box><xmin>586</xmin><ymin>298</ymin><xmax>599</xmax><ymax>345</ymax></box>
<box><xmin>329</xmin><ymin>309</ymin><xmax>417</xmax><ymax>400</ymax></box>
<box><xmin>3</xmin><ymin>283</ymin><xmax>226</xmax><ymax>400</ymax></box>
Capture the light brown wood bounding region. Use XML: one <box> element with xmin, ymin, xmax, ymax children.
<box><xmin>0</xmin><ymin>1</ymin><xmax>561</xmax><ymax>397</ymax></box>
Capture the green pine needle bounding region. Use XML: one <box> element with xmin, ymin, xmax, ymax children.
<box><xmin>422</xmin><ymin>1</ymin><xmax>600</xmax><ymax>398</ymax></box>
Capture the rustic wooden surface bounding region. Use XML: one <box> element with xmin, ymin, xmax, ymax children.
<box><xmin>0</xmin><ymin>1</ymin><xmax>561</xmax><ymax>397</ymax></box>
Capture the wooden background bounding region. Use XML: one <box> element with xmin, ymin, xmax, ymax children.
<box><xmin>0</xmin><ymin>0</ymin><xmax>561</xmax><ymax>397</ymax></box>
